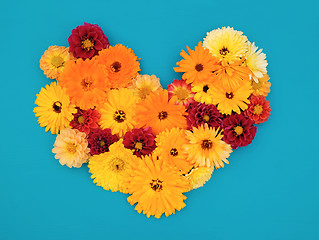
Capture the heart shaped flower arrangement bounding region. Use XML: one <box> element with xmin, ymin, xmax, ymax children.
<box><xmin>34</xmin><ymin>23</ymin><xmax>271</xmax><ymax>218</ymax></box>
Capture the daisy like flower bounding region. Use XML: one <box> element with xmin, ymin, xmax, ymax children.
<box><xmin>167</xmin><ymin>79</ymin><xmax>195</xmax><ymax>106</ymax></box>
<box><xmin>174</xmin><ymin>42</ymin><xmax>218</xmax><ymax>84</ymax></box>
<box><xmin>40</xmin><ymin>46</ymin><xmax>75</xmax><ymax>80</ymax></box>
<box><xmin>59</xmin><ymin>58</ymin><xmax>109</xmax><ymax>110</ymax></box>
<box><xmin>88</xmin><ymin>140</ymin><xmax>138</xmax><ymax>193</ymax></box>
<box><xmin>125</xmin><ymin>154</ymin><xmax>190</xmax><ymax>218</ymax></box>
<box><xmin>134</xmin><ymin>90</ymin><xmax>187</xmax><ymax>135</ymax></box>
<box><xmin>123</xmin><ymin>127</ymin><xmax>156</xmax><ymax>157</ymax></box>
<box><xmin>222</xmin><ymin>114</ymin><xmax>257</xmax><ymax>149</ymax></box>
<box><xmin>88</xmin><ymin>128</ymin><xmax>118</xmax><ymax>155</ymax></box>
<box><xmin>203</xmin><ymin>26</ymin><xmax>248</xmax><ymax>64</ymax></box>
<box><xmin>244</xmin><ymin>95</ymin><xmax>271</xmax><ymax>124</ymax></box>
<box><xmin>69</xmin><ymin>108</ymin><xmax>101</xmax><ymax>135</ymax></box>
<box><xmin>68</xmin><ymin>22</ymin><xmax>109</xmax><ymax>59</ymax></box>
<box><xmin>192</xmin><ymin>82</ymin><xmax>214</xmax><ymax>104</ymax></box>
<box><xmin>128</xmin><ymin>74</ymin><xmax>163</xmax><ymax>100</ymax></box>
<box><xmin>251</xmin><ymin>74</ymin><xmax>271</xmax><ymax>97</ymax></box>
<box><xmin>245</xmin><ymin>42</ymin><xmax>268</xmax><ymax>82</ymax></box>
<box><xmin>52</xmin><ymin>128</ymin><xmax>90</xmax><ymax>168</ymax></box>
<box><xmin>210</xmin><ymin>82</ymin><xmax>253</xmax><ymax>115</ymax></box>
<box><xmin>154</xmin><ymin>128</ymin><xmax>193</xmax><ymax>174</ymax></box>
<box><xmin>183</xmin><ymin>166</ymin><xmax>214</xmax><ymax>191</ymax></box>
<box><xmin>184</xmin><ymin>124</ymin><xmax>232</xmax><ymax>169</ymax></box>
<box><xmin>34</xmin><ymin>82</ymin><xmax>76</xmax><ymax>134</ymax></box>
<box><xmin>99</xmin><ymin>88</ymin><xmax>138</xmax><ymax>137</ymax></box>
<box><xmin>96</xmin><ymin>44</ymin><xmax>140</xmax><ymax>88</ymax></box>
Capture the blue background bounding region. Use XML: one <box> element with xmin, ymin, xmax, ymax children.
<box><xmin>1</xmin><ymin>0</ymin><xmax>318</xmax><ymax>239</ymax></box>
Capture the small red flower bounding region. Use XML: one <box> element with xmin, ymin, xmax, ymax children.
<box><xmin>88</xmin><ymin>128</ymin><xmax>118</xmax><ymax>155</ymax></box>
<box><xmin>244</xmin><ymin>95</ymin><xmax>271</xmax><ymax>124</ymax></box>
<box><xmin>222</xmin><ymin>114</ymin><xmax>257</xmax><ymax>149</ymax></box>
<box><xmin>167</xmin><ymin>79</ymin><xmax>195</xmax><ymax>106</ymax></box>
<box><xmin>123</xmin><ymin>127</ymin><xmax>156</xmax><ymax>157</ymax></box>
<box><xmin>68</xmin><ymin>22</ymin><xmax>109</xmax><ymax>59</ymax></box>
<box><xmin>70</xmin><ymin>108</ymin><xmax>101</xmax><ymax>135</ymax></box>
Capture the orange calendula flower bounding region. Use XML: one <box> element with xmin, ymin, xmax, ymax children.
<box><xmin>134</xmin><ymin>90</ymin><xmax>187</xmax><ymax>135</ymax></box>
<box><xmin>59</xmin><ymin>58</ymin><xmax>109</xmax><ymax>110</ymax></box>
<box><xmin>96</xmin><ymin>44</ymin><xmax>140</xmax><ymax>88</ymax></box>
<box><xmin>174</xmin><ymin>42</ymin><xmax>218</xmax><ymax>85</ymax></box>
<box><xmin>40</xmin><ymin>46</ymin><xmax>75</xmax><ymax>80</ymax></box>
<box><xmin>125</xmin><ymin>154</ymin><xmax>190</xmax><ymax>218</ymax></box>
<box><xmin>251</xmin><ymin>74</ymin><xmax>271</xmax><ymax>96</ymax></box>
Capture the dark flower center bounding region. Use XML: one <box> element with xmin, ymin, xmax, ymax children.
<box><xmin>150</xmin><ymin>179</ymin><xmax>163</xmax><ymax>192</ymax></box>
<box><xmin>219</xmin><ymin>47</ymin><xmax>230</xmax><ymax>56</ymax></box>
<box><xmin>111</xmin><ymin>61</ymin><xmax>122</xmax><ymax>72</ymax></box>
<box><xmin>81</xmin><ymin>38</ymin><xmax>94</xmax><ymax>51</ymax></box>
<box><xmin>81</xmin><ymin>77</ymin><xmax>94</xmax><ymax>91</ymax></box>
<box><xmin>158</xmin><ymin>111</ymin><xmax>168</xmax><ymax>120</ymax></box>
<box><xmin>203</xmin><ymin>85</ymin><xmax>209</xmax><ymax>93</ymax></box>
<box><xmin>111</xmin><ymin>157</ymin><xmax>125</xmax><ymax>171</ymax></box>
<box><xmin>52</xmin><ymin>101</ymin><xmax>62</xmax><ymax>113</ymax></box>
<box><xmin>170</xmin><ymin>148</ymin><xmax>178</xmax><ymax>156</ymax></box>
<box><xmin>226</xmin><ymin>92</ymin><xmax>234</xmax><ymax>99</ymax></box>
<box><xmin>201</xmin><ymin>139</ymin><xmax>213</xmax><ymax>150</ymax></box>
<box><xmin>113</xmin><ymin>110</ymin><xmax>126</xmax><ymax>123</ymax></box>
<box><xmin>77</xmin><ymin>115</ymin><xmax>85</xmax><ymax>124</ymax></box>
<box><xmin>195</xmin><ymin>63</ymin><xmax>204</xmax><ymax>72</ymax></box>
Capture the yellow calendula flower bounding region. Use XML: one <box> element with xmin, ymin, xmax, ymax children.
<box><xmin>192</xmin><ymin>82</ymin><xmax>214</xmax><ymax>104</ymax></box>
<box><xmin>245</xmin><ymin>42</ymin><xmax>268</xmax><ymax>82</ymax></box>
<box><xmin>128</xmin><ymin>74</ymin><xmax>163</xmax><ymax>100</ymax></box>
<box><xmin>33</xmin><ymin>82</ymin><xmax>76</xmax><ymax>134</ymax></box>
<box><xmin>184</xmin><ymin>166</ymin><xmax>214</xmax><ymax>191</ymax></box>
<box><xmin>88</xmin><ymin>140</ymin><xmax>138</xmax><ymax>193</ymax></box>
<box><xmin>40</xmin><ymin>45</ymin><xmax>75</xmax><ymax>80</ymax></box>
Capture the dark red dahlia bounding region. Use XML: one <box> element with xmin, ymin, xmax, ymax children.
<box><xmin>186</xmin><ymin>102</ymin><xmax>223</xmax><ymax>130</ymax></box>
<box><xmin>88</xmin><ymin>128</ymin><xmax>118</xmax><ymax>155</ymax></box>
<box><xmin>70</xmin><ymin>108</ymin><xmax>101</xmax><ymax>135</ymax></box>
<box><xmin>123</xmin><ymin>127</ymin><xmax>156</xmax><ymax>157</ymax></box>
<box><xmin>244</xmin><ymin>95</ymin><xmax>271</xmax><ymax>124</ymax></box>
<box><xmin>222</xmin><ymin>114</ymin><xmax>257</xmax><ymax>149</ymax></box>
<box><xmin>68</xmin><ymin>22</ymin><xmax>109</xmax><ymax>59</ymax></box>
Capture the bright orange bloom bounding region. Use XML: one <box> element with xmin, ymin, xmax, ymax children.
<box><xmin>174</xmin><ymin>42</ymin><xmax>218</xmax><ymax>85</ymax></box>
<box><xmin>211</xmin><ymin>58</ymin><xmax>252</xmax><ymax>92</ymax></box>
<box><xmin>134</xmin><ymin>90</ymin><xmax>187</xmax><ymax>135</ymax></box>
<box><xmin>59</xmin><ymin>58</ymin><xmax>108</xmax><ymax>110</ymax></box>
<box><xmin>125</xmin><ymin>154</ymin><xmax>190</xmax><ymax>218</ymax></box>
<box><xmin>96</xmin><ymin>44</ymin><xmax>140</xmax><ymax>88</ymax></box>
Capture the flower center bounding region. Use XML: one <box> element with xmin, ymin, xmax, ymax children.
<box><xmin>139</xmin><ymin>86</ymin><xmax>152</xmax><ymax>99</ymax></box>
<box><xmin>150</xmin><ymin>179</ymin><xmax>163</xmax><ymax>192</ymax></box>
<box><xmin>113</xmin><ymin>110</ymin><xmax>126</xmax><ymax>123</ymax></box>
<box><xmin>253</xmin><ymin>104</ymin><xmax>263</xmax><ymax>115</ymax></box>
<box><xmin>219</xmin><ymin>47</ymin><xmax>230</xmax><ymax>56</ymax></box>
<box><xmin>134</xmin><ymin>142</ymin><xmax>143</xmax><ymax>150</ymax></box>
<box><xmin>51</xmin><ymin>56</ymin><xmax>64</xmax><ymax>68</ymax></box>
<box><xmin>195</xmin><ymin>63</ymin><xmax>204</xmax><ymax>72</ymax></box>
<box><xmin>234</xmin><ymin>126</ymin><xmax>244</xmax><ymax>136</ymax></box>
<box><xmin>81</xmin><ymin>38</ymin><xmax>94</xmax><ymax>51</ymax></box>
<box><xmin>203</xmin><ymin>85</ymin><xmax>209</xmax><ymax>93</ymax></box>
<box><xmin>170</xmin><ymin>148</ymin><xmax>178</xmax><ymax>156</ymax></box>
<box><xmin>66</xmin><ymin>142</ymin><xmax>77</xmax><ymax>154</ymax></box>
<box><xmin>99</xmin><ymin>140</ymin><xmax>106</xmax><ymax>147</ymax></box>
<box><xmin>201</xmin><ymin>139</ymin><xmax>213</xmax><ymax>150</ymax></box>
<box><xmin>111</xmin><ymin>61</ymin><xmax>122</xmax><ymax>72</ymax></box>
<box><xmin>175</xmin><ymin>87</ymin><xmax>189</xmax><ymax>101</ymax></box>
<box><xmin>81</xmin><ymin>77</ymin><xmax>94</xmax><ymax>91</ymax></box>
<box><xmin>203</xmin><ymin>114</ymin><xmax>210</xmax><ymax>122</ymax></box>
<box><xmin>111</xmin><ymin>157</ymin><xmax>125</xmax><ymax>171</ymax></box>
<box><xmin>77</xmin><ymin>115</ymin><xmax>85</xmax><ymax>124</ymax></box>
<box><xmin>158</xmin><ymin>111</ymin><xmax>168</xmax><ymax>120</ymax></box>
<box><xmin>52</xmin><ymin>101</ymin><xmax>62</xmax><ymax>113</ymax></box>
<box><xmin>226</xmin><ymin>92</ymin><xmax>234</xmax><ymax>99</ymax></box>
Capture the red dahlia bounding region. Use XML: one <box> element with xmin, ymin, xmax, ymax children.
<box><xmin>70</xmin><ymin>108</ymin><xmax>101</xmax><ymax>135</ymax></box>
<box><xmin>68</xmin><ymin>22</ymin><xmax>109</xmax><ymax>59</ymax></box>
<box><xmin>88</xmin><ymin>128</ymin><xmax>118</xmax><ymax>155</ymax></box>
<box><xmin>186</xmin><ymin>102</ymin><xmax>223</xmax><ymax>130</ymax></box>
<box><xmin>244</xmin><ymin>95</ymin><xmax>271</xmax><ymax>124</ymax></box>
<box><xmin>222</xmin><ymin>114</ymin><xmax>257</xmax><ymax>149</ymax></box>
<box><xmin>123</xmin><ymin>127</ymin><xmax>156</xmax><ymax>157</ymax></box>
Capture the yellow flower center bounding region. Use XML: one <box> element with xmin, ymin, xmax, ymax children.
<box><xmin>81</xmin><ymin>39</ymin><xmax>94</xmax><ymax>50</ymax></box>
<box><xmin>139</xmin><ymin>86</ymin><xmax>152</xmax><ymax>99</ymax></box>
<box><xmin>51</xmin><ymin>56</ymin><xmax>64</xmax><ymax>68</ymax></box>
<box><xmin>219</xmin><ymin>46</ymin><xmax>230</xmax><ymax>56</ymax></box>
<box><xmin>170</xmin><ymin>148</ymin><xmax>178</xmax><ymax>156</ymax></box>
<box><xmin>111</xmin><ymin>61</ymin><xmax>122</xmax><ymax>72</ymax></box>
<box><xmin>253</xmin><ymin>105</ymin><xmax>263</xmax><ymax>115</ymax></box>
<box><xmin>203</xmin><ymin>114</ymin><xmax>210</xmax><ymax>122</ymax></box>
<box><xmin>201</xmin><ymin>139</ymin><xmax>213</xmax><ymax>150</ymax></box>
<box><xmin>234</xmin><ymin>126</ymin><xmax>244</xmax><ymax>136</ymax></box>
<box><xmin>77</xmin><ymin>115</ymin><xmax>85</xmax><ymax>124</ymax></box>
<box><xmin>111</xmin><ymin>157</ymin><xmax>125</xmax><ymax>171</ymax></box>
<box><xmin>134</xmin><ymin>142</ymin><xmax>143</xmax><ymax>150</ymax></box>
<box><xmin>158</xmin><ymin>111</ymin><xmax>168</xmax><ymax>120</ymax></box>
<box><xmin>99</xmin><ymin>140</ymin><xmax>106</xmax><ymax>147</ymax></box>
<box><xmin>66</xmin><ymin>142</ymin><xmax>77</xmax><ymax>154</ymax></box>
<box><xmin>175</xmin><ymin>87</ymin><xmax>189</xmax><ymax>101</ymax></box>
<box><xmin>52</xmin><ymin>101</ymin><xmax>62</xmax><ymax>113</ymax></box>
<box><xmin>113</xmin><ymin>110</ymin><xmax>126</xmax><ymax>123</ymax></box>
<box><xmin>150</xmin><ymin>179</ymin><xmax>163</xmax><ymax>192</ymax></box>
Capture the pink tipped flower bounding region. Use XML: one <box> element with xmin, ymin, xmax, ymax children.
<box><xmin>70</xmin><ymin>108</ymin><xmax>101</xmax><ymax>135</ymax></box>
<box><xmin>244</xmin><ymin>95</ymin><xmax>271</xmax><ymax>124</ymax></box>
<box><xmin>88</xmin><ymin>128</ymin><xmax>118</xmax><ymax>155</ymax></box>
<box><xmin>167</xmin><ymin>79</ymin><xmax>195</xmax><ymax>106</ymax></box>
<box><xmin>68</xmin><ymin>22</ymin><xmax>109</xmax><ymax>59</ymax></box>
